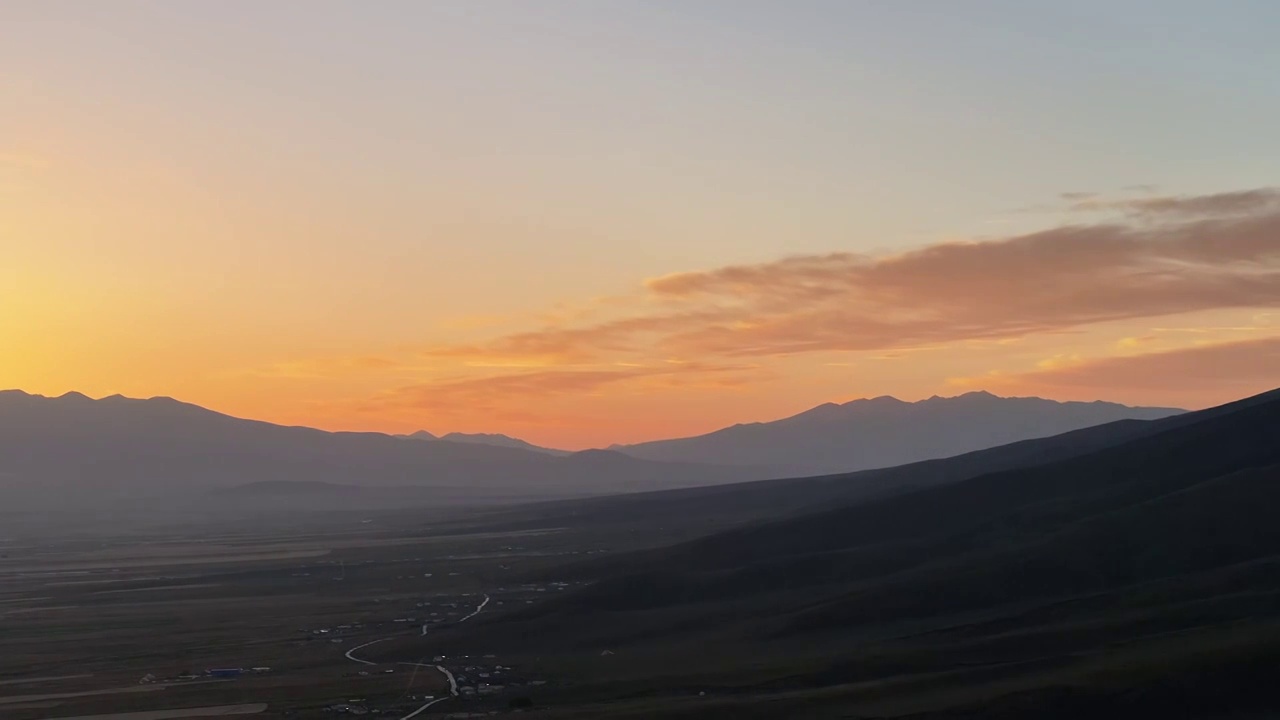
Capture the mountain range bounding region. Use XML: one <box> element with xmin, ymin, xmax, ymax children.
<box><xmin>0</xmin><ymin>390</ymin><xmax>761</xmax><ymax>513</ymax></box>
<box><xmin>0</xmin><ymin>389</ymin><xmax>1182</xmax><ymax>517</ymax></box>
<box><xmin>611</xmin><ymin>391</ymin><xmax>1183</xmax><ymax>475</ymax></box>
<box><xmin>408</xmin><ymin>392</ymin><xmax>1182</xmax><ymax>475</ymax></box>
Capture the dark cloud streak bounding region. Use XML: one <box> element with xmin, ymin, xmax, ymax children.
<box><xmin>1071</xmin><ymin>188</ymin><xmax>1280</xmax><ymax>217</ymax></box>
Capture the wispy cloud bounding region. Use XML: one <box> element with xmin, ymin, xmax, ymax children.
<box><xmin>1115</xmin><ymin>335</ymin><xmax>1158</xmax><ymax>350</ymax></box>
<box><xmin>239</xmin><ymin>355</ymin><xmax>416</xmax><ymax>379</ymax></box>
<box><xmin>254</xmin><ymin>187</ymin><xmax>1280</xmax><ymax>428</ymax></box>
<box><xmin>423</xmin><ymin>188</ymin><xmax>1280</xmax><ymax>365</ymax></box>
<box><xmin>350</xmin><ymin>361</ymin><xmax>764</xmax><ymax>419</ymax></box>
<box><xmin>1069</xmin><ymin>188</ymin><xmax>1280</xmax><ymax>218</ymax></box>
<box><xmin>1122</xmin><ymin>184</ymin><xmax>1160</xmax><ymax>194</ymax></box>
<box><xmin>950</xmin><ymin>335</ymin><xmax>1280</xmax><ymax>402</ymax></box>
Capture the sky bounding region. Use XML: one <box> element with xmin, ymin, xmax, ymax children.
<box><xmin>3</xmin><ymin>0</ymin><xmax>1279</xmax><ymax>448</ymax></box>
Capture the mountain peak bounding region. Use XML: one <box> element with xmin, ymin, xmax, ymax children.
<box><xmin>146</xmin><ymin>395</ymin><xmax>181</xmax><ymax>403</ymax></box>
<box><xmin>437</xmin><ymin>431</ymin><xmax>568</xmax><ymax>456</ymax></box>
<box><xmin>442</xmin><ymin>431</ymin><xmax>511</xmax><ymax>442</ymax></box>
<box><xmin>849</xmin><ymin>394</ymin><xmax>908</xmax><ymax>406</ymax></box>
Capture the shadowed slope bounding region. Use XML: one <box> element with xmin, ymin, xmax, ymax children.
<box><xmin>391</xmin><ymin>389</ymin><xmax>1278</xmax><ymax>657</ymax></box>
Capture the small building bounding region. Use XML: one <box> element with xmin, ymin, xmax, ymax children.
<box><xmin>208</xmin><ymin>668</ymin><xmax>243</xmax><ymax>678</ymax></box>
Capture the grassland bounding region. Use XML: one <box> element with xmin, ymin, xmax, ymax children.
<box><xmin>0</xmin><ymin>508</ymin><xmax>671</xmax><ymax>720</ymax></box>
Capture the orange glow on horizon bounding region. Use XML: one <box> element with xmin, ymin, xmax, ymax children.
<box><xmin>5</xmin><ymin>4</ymin><xmax>1278</xmax><ymax>448</ymax></box>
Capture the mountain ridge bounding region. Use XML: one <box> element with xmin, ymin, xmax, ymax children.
<box><xmin>0</xmin><ymin>388</ymin><xmax>1189</xmax><ymax>518</ymax></box>
<box><xmin>399</xmin><ymin>429</ymin><xmax>570</xmax><ymax>456</ymax></box>
<box><xmin>610</xmin><ymin>390</ymin><xmax>1184</xmax><ymax>475</ymax></box>
<box><xmin>0</xmin><ymin>389</ymin><xmax>769</xmax><ymax>512</ymax></box>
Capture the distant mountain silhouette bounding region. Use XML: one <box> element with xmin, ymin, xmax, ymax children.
<box><xmin>399</xmin><ymin>429</ymin><xmax>569</xmax><ymax>456</ymax></box>
<box><xmin>0</xmin><ymin>390</ymin><xmax>765</xmax><ymax>512</ymax></box>
<box><xmin>479</xmin><ymin>403</ymin><xmax>1204</xmax><ymax>537</ymax></box>
<box><xmin>545</xmin><ymin>387</ymin><xmax>1280</xmax><ymax>634</ymax></box>
<box><xmin>440</xmin><ymin>431</ymin><xmax>570</xmax><ymax>456</ymax></box>
<box><xmin>610</xmin><ymin>391</ymin><xmax>1183</xmax><ymax>475</ymax></box>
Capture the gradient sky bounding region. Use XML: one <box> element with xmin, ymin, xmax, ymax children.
<box><xmin>3</xmin><ymin>1</ymin><xmax>1279</xmax><ymax>448</ymax></box>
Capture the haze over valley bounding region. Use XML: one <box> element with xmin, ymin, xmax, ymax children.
<box><xmin>4</xmin><ymin>2</ymin><xmax>1279</xmax><ymax>718</ymax></box>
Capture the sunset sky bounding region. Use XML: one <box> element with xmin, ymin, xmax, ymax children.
<box><xmin>3</xmin><ymin>1</ymin><xmax>1279</xmax><ymax>448</ymax></box>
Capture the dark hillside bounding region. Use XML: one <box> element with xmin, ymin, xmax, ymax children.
<box><xmin>519</xmin><ymin>388</ymin><xmax>1280</xmax><ymax>625</ymax></box>
<box><xmin>375</xmin><ymin>389</ymin><xmax>1280</xmax><ymax>719</ymax></box>
<box><xmin>465</xmin><ymin>408</ymin><xmax>1203</xmax><ymax>538</ymax></box>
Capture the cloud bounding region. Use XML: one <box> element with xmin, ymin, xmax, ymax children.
<box><xmin>1115</xmin><ymin>335</ymin><xmax>1158</xmax><ymax>350</ymax></box>
<box><xmin>421</xmin><ymin>310</ymin><xmax>735</xmax><ymax>364</ymax></box>
<box><xmin>425</xmin><ymin>188</ymin><xmax>1280</xmax><ymax>364</ymax></box>
<box><xmin>1151</xmin><ymin>325</ymin><xmax>1268</xmax><ymax>334</ymax></box>
<box><xmin>950</xmin><ymin>335</ymin><xmax>1280</xmax><ymax>400</ymax></box>
<box><xmin>434</xmin><ymin>314</ymin><xmax>515</xmax><ymax>331</ymax></box>
<box><xmin>1070</xmin><ymin>188</ymin><xmax>1280</xmax><ymax>217</ymax></box>
<box><xmin>353</xmin><ymin>361</ymin><xmax>763</xmax><ymax>419</ymax></box>
<box><xmin>242</xmin><ymin>355</ymin><xmax>412</xmax><ymax>379</ymax></box>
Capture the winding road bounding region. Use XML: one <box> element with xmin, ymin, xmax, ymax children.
<box><xmin>457</xmin><ymin>594</ymin><xmax>490</xmax><ymax>623</ymax></box>
<box><xmin>344</xmin><ymin>637</ymin><xmax>392</xmax><ymax>666</ymax></box>
<box><xmin>342</xmin><ymin>593</ymin><xmax>491</xmax><ymax>718</ymax></box>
